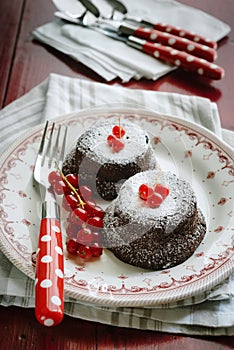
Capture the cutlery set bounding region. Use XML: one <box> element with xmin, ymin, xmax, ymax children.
<box><xmin>54</xmin><ymin>0</ymin><xmax>225</xmax><ymax>80</ymax></box>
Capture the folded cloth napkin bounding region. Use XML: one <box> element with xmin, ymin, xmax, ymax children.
<box><xmin>32</xmin><ymin>0</ymin><xmax>231</xmax><ymax>82</ymax></box>
<box><xmin>0</xmin><ymin>73</ymin><xmax>234</xmax><ymax>335</ymax></box>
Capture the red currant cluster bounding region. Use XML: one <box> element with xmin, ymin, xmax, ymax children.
<box><xmin>138</xmin><ymin>183</ymin><xmax>169</xmax><ymax>208</ymax></box>
<box><xmin>107</xmin><ymin>124</ymin><xmax>126</xmax><ymax>153</ymax></box>
<box><xmin>48</xmin><ymin>171</ymin><xmax>104</xmax><ymax>260</ymax></box>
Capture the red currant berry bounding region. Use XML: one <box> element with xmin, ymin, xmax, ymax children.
<box><xmin>48</xmin><ymin>171</ymin><xmax>61</xmax><ymax>185</ymax></box>
<box><xmin>90</xmin><ymin>243</ymin><xmax>103</xmax><ymax>257</ymax></box>
<box><xmin>70</xmin><ymin>207</ymin><xmax>88</xmax><ymax>225</ymax></box>
<box><xmin>91</xmin><ymin>205</ymin><xmax>105</xmax><ymax>219</ymax></box>
<box><xmin>87</xmin><ymin>216</ymin><xmax>103</xmax><ymax>229</ymax></box>
<box><xmin>62</xmin><ymin>195</ymin><xmax>71</xmax><ymax>211</ymax></box>
<box><xmin>63</xmin><ymin>194</ymin><xmax>79</xmax><ymax>210</ymax></box>
<box><xmin>65</xmin><ymin>173</ymin><xmax>79</xmax><ymax>188</ymax></box>
<box><xmin>66</xmin><ymin>222</ymin><xmax>80</xmax><ymax>239</ymax></box>
<box><xmin>154</xmin><ymin>183</ymin><xmax>170</xmax><ymax>198</ymax></box>
<box><xmin>112</xmin><ymin>125</ymin><xmax>125</xmax><ymax>138</ymax></box>
<box><xmin>53</xmin><ymin>180</ymin><xmax>69</xmax><ymax>195</ymax></box>
<box><xmin>66</xmin><ymin>239</ymin><xmax>80</xmax><ymax>255</ymax></box>
<box><xmin>147</xmin><ymin>192</ymin><xmax>163</xmax><ymax>208</ymax></box>
<box><xmin>107</xmin><ymin>134</ymin><xmax>115</xmax><ymax>146</ymax></box>
<box><xmin>85</xmin><ymin>200</ymin><xmax>97</xmax><ymax>215</ymax></box>
<box><xmin>112</xmin><ymin>138</ymin><xmax>124</xmax><ymax>153</ymax></box>
<box><xmin>78</xmin><ymin>245</ymin><xmax>93</xmax><ymax>259</ymax></box>
<box><xmin>77</xmin><ymin>227</ymin><xmax>94</xmax><ymax>245</ymax></box>
<box><xmin>138</xmin><ymin>184</ymin><xmax>153</xmax><ymax>200</ymax></box>
<box><xmin>79</xmin><ymin>185</ymin><xmax>92</xmax><ymax>201</ymax></box>
<box><xmin>91</xmin><ymin>231</ymin><xmax>102</xmax><ymax>245</ymax></box>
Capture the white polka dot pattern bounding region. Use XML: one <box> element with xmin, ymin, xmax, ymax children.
<box><xmin>41</xmin><ymin>235</ymin><xmax>52</xmax><ymax>242</ymax></box>
<box><xmin>41</xmin><ymin>255</ymin><xmax>53</xmax><ymax>263</ymax></box>
<box><xmin>134</xmin><ymin>40</ymin><xmax>224</xmax><ymax>80</ymax></box>
<box><xmin>153</xmin><ymin>51</ymin><xmax>160</xmax><ymax>58</ymax></box>
<box><xmin>44</xmin><ymin>319</ymin><xmax>54</xmax><ymax>327</ymax></box>
<box><xmin>187</xmin><ymin>44</ymin><xmax>195</xmax><ymax>52</ymax></box>
<box><xmin>40</xmin><ymin>279</ymin><xmax>52</xmax><ymax>288</ymax></box>
<box><xmin>35</xmin><ymin>218</ymin><xmax>64</xmax><ymax>327</ymax></box>
<box><xmin>52</xmin><ymin>224</ymin><xmax>61</xmax><ymax>233</ymax></box>
<box><xmin>133</xmin><ymin>27</ymin><xmax>216</xmax><ymax>62</ymax></box>
<box><xmin>151</xmin><ymin>22</ymin><xmax>217</xmax><ymax>49</ymax></box>
<box><xmin>51</xmin><ymin>296</ymin><xmax>62</xmax><ymax>306</ymax></box>
<box><xmin>55</xmin><ymin>268</ymin><xmax>64</xmax><ymax>278</ymax></box>
<box><xmin>168</xmin><ymin>38</ymin><xmax>176</xmax><ymax>45</ymax></box>
<box><xmin>55</xmin><ymin>246</ymin><xmax>63</xmax><ymax>255</ymax></box>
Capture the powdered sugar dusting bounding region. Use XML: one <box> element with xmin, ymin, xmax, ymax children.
<box><xmin>76</xmin><ymin>117</ymin><xmax>151</xmax><ymax>164</ymax></box>
<box><xmin>114</xmin><ymin>170</ymin><xmax>196</xmax><ymax>224</ymax></box>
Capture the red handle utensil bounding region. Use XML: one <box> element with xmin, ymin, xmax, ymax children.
<box><xmin>35</xmin><ymin>210</ymin><xmax>64</xmax><ymax>327</ymax></box>
<box><xmin>125</xmin><ymin>17</ymin><xmax>217</xmax><ymax>49</ymax></box>
<box><xmin>127</xmin><ymin>36</ymin><xmax>224</xmax><ymax>80</ymax></box>
<box><xmin>119</xmin><ymin>24</ymin><xmax>217</xmax><ymax>62</ymax></box>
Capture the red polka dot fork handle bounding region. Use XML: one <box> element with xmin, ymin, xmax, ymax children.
<box><xmin>35</xmin><ymin>201</ymin><xmax>64</xmax><ymax>327</ymax></box>
<box><xmin>127</xmin><ymin>36</ymin><xmax>224</xmax><ymax>80</ymax></box>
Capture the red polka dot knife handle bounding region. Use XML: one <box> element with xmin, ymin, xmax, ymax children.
<box><xmin>35</xmin><ymin>208</ymin><xmax>64</xmax><ymax>327</ymax></box>
<box><xmin>120</xmin><ymin>25</ymin><xmax>217</xmax><ymax>62</ymax></box>
<box><xmin>127</xmin><ymin>36</ymin><xmax>224</xmax><ymax>80</ymax></box>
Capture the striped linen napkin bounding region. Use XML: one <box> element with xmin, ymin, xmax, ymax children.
<box><xmin>0</xmin><ymin>73</ymin><xmax>233</xmax><ymax>335</ymax></box>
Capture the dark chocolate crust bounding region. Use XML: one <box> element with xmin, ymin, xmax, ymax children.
<box><xmin>103</xmin><ymin>209</ymin><xmax>206</xmax><ymax>270</ymax></box>
<box><xmin>62</xmin><ymin>118</ymin><xmax>157</xmax><ymax>200</ymax></box>
<box><xmin>103</xmin><ymin>170</ymin><xmax>206</xmax><ymax>270</ymax></box>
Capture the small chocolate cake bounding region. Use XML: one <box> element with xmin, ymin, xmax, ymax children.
<box><xmin>62</xmin><ymin>118</ymin><xmax>157</xmax><ymax>200</ymax></box>
<box><xmin>103</xmin><ymin>170</ymin><xmax>206</xmax><ymax>270</ymax></box>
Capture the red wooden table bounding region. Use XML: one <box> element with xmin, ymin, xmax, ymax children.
<box><xmin>0</xmin><ymin>0</ymin><xmax>233</xmax><ymax>349</ymax></box>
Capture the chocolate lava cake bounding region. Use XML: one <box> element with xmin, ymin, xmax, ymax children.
<box><xmin>103</xmin><ymin>170</ymin><xmax>206</xmax><ymax>270</ymax></box>
<box><xmin>62</xmin><ymin>117</ymin><xmax>157</xmax><ymax>200</ymax></box>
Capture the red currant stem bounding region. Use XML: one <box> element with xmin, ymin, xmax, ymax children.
<box><xmin>55</xmin><ymin>163</ymin><xmax>86</xmax><ymax>208</ymax></box>
<box><xmin>118</xmin><ymin>116</ymin><xmax>123</xmax><ymax>139</ymax></box>
<box><xmin>155</xmin><ymin>167</ymin><xmax>163</xmax><ymax>186</ymax></box>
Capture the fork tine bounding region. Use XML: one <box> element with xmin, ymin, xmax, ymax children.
<box><xmin>48</xmin><ymin>124</ymin><xmax>67</xmax><ymax>170</ymax></box>
<box><xmin>44</xmin><ymin>122</ymin><xmax>55</xmax><ymax>167</ymax></box>
<box><xmin>38</xmin><ymin>120</ymin><xmax>49</xmax><ymax>156</ymax></box>
<box><xmin>58</xmin><ymin>125</ymin><xmax>67</xmax><ymax>169</ymax></box>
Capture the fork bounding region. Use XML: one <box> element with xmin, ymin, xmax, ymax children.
<box><xmin>34</xmin><ymin>121</ymin><xmax>67</xmax><ymax>327</ymax></box>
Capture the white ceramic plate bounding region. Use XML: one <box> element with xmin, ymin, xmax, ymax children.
<box><xmin>0</xmin><ymin>107</ymin><xmax>233</xmax><ymax>307</ymax></box>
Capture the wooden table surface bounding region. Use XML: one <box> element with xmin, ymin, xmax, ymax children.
<box><xmin>0</xmin><ymin>0</ymin><xmax>233</xmax><ymax>349</ymax></box>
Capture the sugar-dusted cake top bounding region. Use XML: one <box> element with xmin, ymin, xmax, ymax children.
<box><xmin>75</xmin><ymin>117</ymin><xmax>153</xmax><ymax>164</ymax></box>
<box><xmin>112</xmin><ymin>169</ymin><xmax>197</xmax><ymax>225</ymax></box>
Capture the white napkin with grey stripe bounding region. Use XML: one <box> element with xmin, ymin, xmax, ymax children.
<box><xmin>0</xmin><ymin>73</ymin><xmax>233</xmax><ymax>335</ymax></box>
<box><xmin>32</xmin><ymin>0</ymin><xmax>230</xmax><ymax>82</ymax></box>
